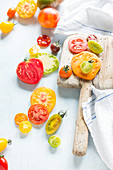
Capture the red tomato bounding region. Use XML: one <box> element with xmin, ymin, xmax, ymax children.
<box><xmin>7</xmin><ymin>7</ymin><xmax>16</xmax><ymax>18</ymax></box>
<box><xmin>68</xmin><ymin>37</ymin><xmax>88</xmax><ymax>53</ymax></box>
<box><xmin>0</xmin><ymin>155</ymin><xmax>8</xmax><ymax>170</ymax></box>
<box><xmin>87</xmin><ymin>34</ymin><xmax>97</xmax><ymax>41</ymax></box>
<box><xmin>38</xmin><ymin>8</ymin><xmax>60</xmax><ymax>28</ymax></box>
<box><xmin>28</xmin><ymin>104</ymin><xmax>49</xmax><ymax>125</ymax></box>
<box><xmin>16</xmin><ymin>58</ymin><xmax>44</xmax><ymax>84</ymax></box>
<box><xmin>37</xmin><ymin>35</ymin><xmax>51</xmax><ymax>47</ymax></box>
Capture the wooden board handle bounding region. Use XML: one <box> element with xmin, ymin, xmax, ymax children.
<box><xmin>72</xmin><ymin>82</ymin><xmax>91</xmax><ymax>156</ymax></box>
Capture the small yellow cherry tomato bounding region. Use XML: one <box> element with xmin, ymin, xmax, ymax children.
<box><xmin>29</xmin><ymin>45</ymin><xmax>40</xmax><ymax>56</ymax></box>
<box><xmin>19</xmin><ymin>121</ymin><xmax>32</xmax><ymax>133</ymax></box>
<box><xmin>0</xmin><ymin>21</ymin><xmax>14</xmax><ymax>33</ymax></box>
<box><xmin>0</xmin><ymin>138</ymin><xmax>12</xmax><ymax>152</ymax></box>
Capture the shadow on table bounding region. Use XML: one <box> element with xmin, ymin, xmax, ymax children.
<box><xmin>15</xmin><ymin>16</ymin><xmax>38</xmax><ymax>26</ymax></box>
<box><xmin>17</xmin><ymin>78</ymin><xmax>37</xmax><ymax>91</ymax></box>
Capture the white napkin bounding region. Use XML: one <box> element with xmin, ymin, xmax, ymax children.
<box><xmin>55</xmin><ymin>0</ymin><xmax>113</xmax><ymax>35</ymax></box>
<box><xmin>82</xmin><ymin>86</ymin><xmax>113</xmax><ymax>170</ymax></box>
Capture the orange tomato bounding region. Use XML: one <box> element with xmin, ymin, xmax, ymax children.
<box><xmin>59</xmin><ymin>65</ymin><xmax>72</xmax><ymax>79</ymax></box>
<box><xmin>71</xmin><ymin>51</ymin><xmax>101</xmax><ymax>80</ymax></box>
<box><xmin>30</xmin><ymin>87</ymin><xmax>56</xmax><ymax>113</ymax></box>
<box><xmin>15</xmin><ymin>113</ymin><xmax>28</xmax><ymax>125</ymax></box>
<box><xmin>7</xmin><ymin>7</ymin><xmax>16</xmax><ymax>18</ymax></box>
<box><xmin>16</xmin><ymin>0</ymin><xmax>37</xmax><ymax>18</ymax></box>
<box><xmin>38</xmin><ymin>7</ymin><xmax>60</xmax><ymax>28</ymax></box>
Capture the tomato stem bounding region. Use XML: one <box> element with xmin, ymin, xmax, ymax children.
<box><xmin>88</xmin><ymin>60</ymin><xmax>94</xmax><ymax>63</ymax></box>
<box><xmin>0</xmin><ymin>155</ymin><xmax>4</xmax><ymax>158</ymax></box>
<box><xmin>58</xmin><ymin>110</ymin><xmax>67</xmax><ymax>118</ymax></box>
<box><xmin>24</xmin><ymin>58</ymin><xmax>28</xmax><ymax>62</ymax></box>
<box><xmin>8</xmin><ymin>139</ymin><xmax>12</xmax><ymax>145</ymax></box>
<box><xmin>63</xmin><ymin>65</ymin><xmax>69</xmax><ymax>73</ymax></box>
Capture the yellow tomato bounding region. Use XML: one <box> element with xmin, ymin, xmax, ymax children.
<box><xmin>29</xmin><ymin>45</ymin><xmax>40</xmax><ymax>56</ymax></box>
<box><xmin>30</xmin><ymin>87</ymin><xmax>56</xmax><ymax>113</ymax></box>
<box><xmin>19</xmin><ymin>121</ymin><xmax>32</xmax><ymax>133</ymax></box>
<box><xmin>0</xmin><ymin>21</ymin><xmax>14</xmax><ymax>33</ymax></box>
<box><xmin>16</xmin><ymin>0</ymin><xmax>37</xmax><ymax>18</ymax></box>
<box><xmin>0</xmin><ymin>138</ymin><xmax>12</xmax><ymax>152</ymax></box>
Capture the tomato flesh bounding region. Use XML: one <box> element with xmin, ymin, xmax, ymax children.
<box><xmin>19</xmin><ymin>121</ymin><xmax>32</xmax><ymax>133</ymax></box>
<box><xmin>37</xmin><ymin>35</ymin><xmax>51</xmax><ymax>47</ymax></box>
<box><xmin>48</xmin><ymin>135</ymin><xmax>61</xmax><ymax>148</ymax></box>
<box><xmin>68</xmin><ymin>37</ymin><xmax>88</xmax><ymax>53</ymax></box>
<box><xmin>46</xmin><ymin>114</ymin><xmax>62</xmax><ymax>135</ymax></box>
<box><xmin>0</xmin><ymin>156</ymin><xmax>8</xmax><ymax>170</ymax></box>
<box><xmin>15</xmin><ymin>113</ymin><xmax>28</xmax><ymax>125</ymax></box>
<box><xmin>16</xmin><ymin>58</ymin><xmax>44</xmax><ymax>84</ymax></box>
<box><xmin>28</xmin><ymin>104</ymin><xmax>49</xmax><ymax>125</ymax></box>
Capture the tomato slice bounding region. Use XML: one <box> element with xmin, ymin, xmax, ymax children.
<box><xmin>15</xmin><ymin>113</ymin><xmax>28</xmax><ymax>125</ymax></box>
<box><xmin>19</xmin><ymin>121</ymin><xmax>32</xmax><ymax>133</ymax></box>
<box><xmin>16</xmin><ymin>58</ymin><xmax>44</xmax><ymax>84</ymax></box>
<box><xmin>68</xmin><ymin>37</ymin><xmax>88</xmax><ymax>53</ymax></box>
<box><xmin>37</xmin><ymin>35</ymin><xmax>51</xmax><ymax>47</ymax></box>
<box><xmin>28</xmin><ymin>104</ymin><xmax>49</xmax><ymax>125</ymax></box>
<box><xmin>30</xmin><ymin>87</ymin><xmax>56</xmax><ymax>113</ymax></box>
<box><xmin>48</xmin><ymin>135</ymin><xmax>61</xmax><ymax>148</ymax></box>
<box><xmin>46</xmin><ymin>114</ymin><xmax>62</xmax><ymax>135</ymax></box>
<box><xmin>29</xmin><ymin>45</ymin><xmax>40</xmax><ymax>56</ymax></box>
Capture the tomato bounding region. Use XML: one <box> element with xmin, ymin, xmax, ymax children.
<box><xmin>48</xmin><ymin>135</ymin><xmax>61</xmax><ymax>148</ymax></box>
<box><xmin>16</xmin><ymin>58</ymin><xmax>44</xmax><ymax>84</ymax></box>
<box><xmin>87</xmin><ymin>34</ymin><xmax>97</xmax><ymax>41</ymax></box>
<box><xmin>46</xmin><ymin>110</ymin><xmax>66</xmax><ymax>135</ymax></box>
<box><xmin>0</xmin><ymin>139</ymin><xmax>12</xmax><ymax>153</ymax></box>
<box><xmin>30</xmin><ymin>87</ymin><xmax>56</xmax><ymax>113</ymax></box>
<box><xmin>7</xmin><ymin>7</ymin><xmax>16</xmax><ymax>18</ymax></box>
<box><xmin>29</xmin><ymin>45</ymin><xmax>40</xmax><ymax>56</ymax></box>
<box><xmin>88</xmin><ymin>40</ymin><xmax>103</xmax><ymax>54</ymax></box>
<box><xmin>37</xmin><ymin>35</ymin><xmax>51</xmax><ymax>47</ymax></box>
<box><xmin>0</xmin><ymin>21</ymin><xmax>14</xmax><ymax>33</ymax></box>
<box><xmin>50</xmin><ymin>41</ymin><xmax>60</xmax><ymax>53</ymax></box>
<box><xmin>16</xmin><ymin>0</ymin><xmax>37</xmax><ymax>18</ymax></box>
<box><xmin>59</xmin><ymin>65</ymin><xmax>72</xmax><ymax>79</ymax></box>
<box><xmin>28</xmin><ymin>104</ymin><xmax>49</xmax><ymax>125</ymax></box>
<box><xmin>68</xmin><ymin>37</ymin><xmax>88</xmax><ymax>53</ymax></box>
<box><xmin>0</xmin><ymin>155</ymin><xmax>8</xmax><ymax>170</ymax></box>
<box><xmin>19</xmin><ymin>121</ymin><xmax>32</xmax><ymax>133</ymax></box>
<box><xmin>80</xmin><ymin>61</ymin><xmax>93</xmax><ymax>74</ymax></box>
<box><xmin>15</xmin><ymin>113</ymin><xmax>28</xmax><ymax>125</ymax></box>
<box><xmin>37</xmin><ymin>0</ymin><xmax>63</xmax><ymax>9</ymax></box>
<box><xmin>38</xmin><ymin>8</ymin><xmax>60</xmax><ymax>28</ymax></box>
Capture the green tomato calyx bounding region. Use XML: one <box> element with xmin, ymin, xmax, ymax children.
<box><xmin>8</xmin><ymin>139</ymin><xmax>12</xmax><ymax>145</ymax></box>
<box><xmin>63</xmin><ymin>65</ymin><xmax>70</xmax><ymax>74</ymax></box>
<box><xmin>0</xmin><ymin>155</ymin><xmax>4</xmax><ymax>158</ymax></box>
<box><xmin>58</xmin><ymin>110</ymin><xmax>67</xmax><ymax>118</ymax></box>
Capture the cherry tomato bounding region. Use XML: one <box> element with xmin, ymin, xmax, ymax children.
<box><xmin>15</xmin><ymin>113</ymin><xmax>28</xmax><ymax>125</ymax></box>
<box><xmin>59</xmin><ymin>65</ymin><xmax>72</xmax><ymax>79</ymax></box>
<box><xmin>16</xmin><ymin>58</ymin><xmax>44</xmax><ymax>84</ymax></box>
<box><xmin>30</xmin><ymin>87</ymin><xmax>56</xmax><ymax>113</ymax></box>
<box><xmin>19</xmin><ymin>121</ymin><xmax>32</xmax><ymax>133</ymax></box>
<box><xmin>0</xmin><ymin>155</ymin><xmax>8</xmax><ymax>170</ymax></box>
<box><xmin>37</xmin><ymin>35</ymin><xmax>51</xmax><ymax>47</ymax></box>
<box><xmin>46</xmin><ymin>110</ymin><xmax>66</xmax><ymax>135</ymax></box>
<box><xmin>29</xmin><ymin>45</ymin><xmax>40</xmax><ymax>56</ymax></box>
<box><xmin>68</xmin><ymin>37</ymin><xmax>88</xmax><ymax>53</ymax></box>
<box><xmin>50</xmin><ymin>41</ymin><xmax>60</xmax><ymax>53</ymax></box>
<box><xmin>38</xmin><ymin>7</ymin><xmax>60</xmax><ymax>28</ymax></box>
<box><xmin>7</xmin><ymin>7</ymin><xmax>16</xmax><ymax>18</ymax></box>
<box><xmin>0</xmin><ymin>139</ymin><xmax>12</xmax><ymax>152</ymax></box>
<box><xmin>80</xmin><ymin>61</ymin><xmax>93</xmax><ymax>74</ymax></box>
<box><xmin>48</xmin><ymin>135</ymin><xmax>61</xmax><ymax>148</ymax></box>
<box><xmin>28</xmin><ymin>104</ymin><xmax>49</xmax><ymax>125</ymax></box>
<box><xmin>16</xmin><ymin>0</ymin><xmax>37</xmax><ymax>18</ymax></box>
<box><xmin>87</xmin><ymin>34</ymin><xmax>97</xmax><ymax>41</ymax></box>
<box><xmin>0</xmin><ymin>21</ymin><xmax>14</xmax><ymax>33</ymax></box>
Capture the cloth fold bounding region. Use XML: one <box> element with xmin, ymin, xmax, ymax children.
<box><xmin>82</xmin><ymin>86</ymin><xmax>113</xmax><ymax>170</ymax></box>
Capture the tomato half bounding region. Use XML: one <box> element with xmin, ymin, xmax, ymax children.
<box><xmin>48</xmin><ymin>135</ymin><xmax>61</xmax><ymax>148</ymax></box>
<box><xmin>68</xmin><ymin>37</ymin><xmax>88</xmax><ymax>53</ymax></box>
<box><xmin>28</xmin><ymin>104</ymin><xmax>49</xmax><ymax>125</ymax></box>
<box><xmin>16</xmin><ymin>58</ymin><xmax>44</xmax><ymax>84</ymax></box>
<box><xmin>15</xmin><ymin>113</ymin><xmax>28</xmax><ymax>125</ymax></box>
<box><xmin>46</xmin><ymin>114</ymin><xmax>62</xmax><ymax>135</ymax></box>
<box><xmin>37</xmin><ymin>35</ymin><xmax>51</xmax><ymax>47</ymax></box>
<box><xmin>0</xmin><ymin>155</ymin><xmax>8</xmax><ymax>170</ymax></box>
<box><xmin>38</xmin><ymin>7</ymin><xmax>60</xmax><ymax>28</ymax></box>
<box><xmin>30</xmin><ymin>87</ymin><xmax>56</xmax><ymax>113</ymax></box>
<box><xmin>29</xmin><ymin>45</ymin><xmax>40</xmax><ymax>56</ymax></box>
<box><xmin>16</xmin><ymin>0</ymin><xmax>37</xmax><ymax>18</ymax></box>
<box><xmin>19</xmin><ymin>121</ymin><xmax>32</xmax><ymax>133</ymax></box>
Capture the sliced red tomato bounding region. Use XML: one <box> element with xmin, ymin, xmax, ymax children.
<box><xmin>68</xmin><ymin>37</ymin><xmax>88</xmax><ymax>53</ymax></box>
<box><xmin>16</xmin><ymin>58</ymin><xmax>44</xmax><ymax>84</ymax></box>
<box><xmin>28</xmin><ymin>104</ymin><xmax>49</xmax><ymax>125</ymax></box>
<box><xmin>37</xmin><ymin>35</ymin><xmax>51</xmax><ymax>47</ymax></box>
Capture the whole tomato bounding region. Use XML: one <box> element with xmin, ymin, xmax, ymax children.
<box><xmin>38</xmin><ymin>8</ymin><xmax>60</xmax><ymax>28</ymax></box>
<box><xmin>0</xmin><ymin>155</ymin><xmax>8</xmax><ymax>170</ymax></box>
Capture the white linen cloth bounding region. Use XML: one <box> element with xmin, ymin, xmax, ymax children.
<box><xmin>55</xmin><ymin>0</ymin><xmax>113</xmax><ymax>169</ymax></box>
<box><xmin>82</xmin><ymin>86</ymin><xmax>113</xmax><ymax>170</ymax></box>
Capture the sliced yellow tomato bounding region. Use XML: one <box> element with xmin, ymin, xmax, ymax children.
<box><xmin>16</xmin><ymin>0</ymin><xmax>37</xmax><ymax>18</ymax></box>
<box><xmin>30</xmin><ymin>87</ymin><xmax>56</xmax><ymax>113</ymax></box>
<box><xmin>19</xmin><ymin>121</ymin><xmax>32</xmax><ymax>133</ymax></box>
<box><xmin>29</xmin><ymin>45</ymin><xmax>40</xmax><ymax>56</ymax></box>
